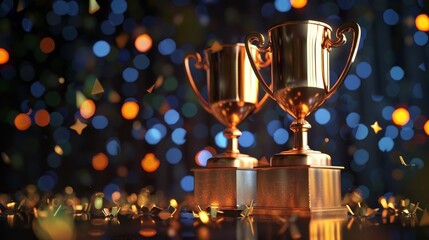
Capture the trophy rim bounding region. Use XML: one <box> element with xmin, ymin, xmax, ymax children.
<box><xmin>268</xmin><ymin>20</ymin><xmax>332</xmax><ymax>33</ymax></box>
<box><xmin>204</xmin><ymin>43</ymin><xmax>257</xmax><ymax>53</ymax></box>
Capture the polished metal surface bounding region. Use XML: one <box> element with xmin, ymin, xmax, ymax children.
<box><xmin>193</xmin><ymin>168</ymin><xmax>256</xmax><ymax>209</ymax></box>
<box><xmin>254</xmin><ymin>165</ymin><xmax>346</xmax><ymax>218</ymax></box>
<box><xmin>245</xmin><ymin>20</ymin><xmax>361</xmax><ymax>166</ymax></box>
<box><xmin>185</xmin><ymin>43</ymin><xmax>269</xmax><ymax>168</ymax></box>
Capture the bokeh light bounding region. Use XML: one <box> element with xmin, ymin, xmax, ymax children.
<box><xmin>14</xmin><ymin>113</ymin><xmax>32</xmax><ymax>131</ymax></box>
<box><xmin>0</xmin><ymin>48</ymin><xmax>9</xmax><ymax>64</ymax></box>
<box><xmin>92</xmin><ymin>152</ymin><xmax>109</xmax><ymax>171</ymax></box>
<box><xmin>180</xmin><ymin>175</ymin><xmax>194</xmax><ymax>192</ymax></box>
<box><xmin>135</xmin><ymin>34</ymin><xmax>153</xmax><ymax>52</ymax></box>
<box><xmin>34</xmin><ymin>109</ymin><xmax>50</xmax><ymax>127</ymax></box>
<box><xmin>93</xmin><ymin>40</ymin><xmax>111</xmax><ymax>57</ymax></box>
<box><xmin>424</xmin><ymin>120</ymin><xmax>429</xmax><ymax>136</ymax></box>
<box><xmin>415</xmin><ymin>13</ymin><xmax>429</xmax><ymax>32</ymax></box>
<box><xmin>121</xmin><ymin>101</ymin><xmax>139</xmax><ymax>120</ymax></box>
<box><xmin>80</xmin><ymin>99</ymin><xmax>96</xmax><ymax>119</ymax></box>
<box><xmin>392</xmin><ymin>107</ymin><xmax>410</xmax><ymax>126</ymax></box>
<box><xmin>290</xmin><ymin>0</ymin><xmax>307</xmax><ymax>9</ymax></box>
<box><xmin>141</xmin><ymin>153</ymin><xmax>160</xmax><ymax>172</ymax></box>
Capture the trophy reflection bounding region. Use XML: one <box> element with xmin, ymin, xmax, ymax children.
<box><xmin>245</xmin><ymin>20</ymin><xmax>361</xmax><ymax>216</ymax></box>
<box><xmin>184</xmin><ymin>43</ymin><xmax>269</xmax><ymax>208</ymax></box>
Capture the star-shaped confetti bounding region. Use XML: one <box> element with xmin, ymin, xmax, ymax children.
<box><xmin>371</xmin><ymin>121</ymin><xmax>382</xmax><ymax>134</ymax></box>
<box><xmin>70</xmin><ymin>119</ymin><xmax>87</xmax><ymax>135</ymax></box>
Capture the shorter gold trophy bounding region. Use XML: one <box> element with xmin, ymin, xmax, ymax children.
<box><xmin>184</xmin><ymin>43</ymin><xmax>269</xmax><ymax>209</ymax></box>
<box><xmin>246</xmin><ymin>20</ymin><xmax>361</xmax><ymax>216</ymax></box>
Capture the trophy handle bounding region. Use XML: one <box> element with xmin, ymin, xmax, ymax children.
<box><xmin>323</xmin><ymin>22</ymin><xmax>361</xmax><ymax>99</ymax></box>
<box><xmin>245</xmin><ymin>32</ymin><xmax>275</xmax><ymax>101</ymax></box>
<box><xmin>254</xmin><ymin>52</ymin><xmax>272</xmax><ymax>112</ymax></box>
<box><xmin>184</xmin><ymin>52</ymin><xmax>212</xmax><ymax>113</ymax></box>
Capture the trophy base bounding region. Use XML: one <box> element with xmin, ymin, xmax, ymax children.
<box><xmin>207</xmin><ymin>153</ymin><xmax>259</xmax><ymax>168</ymax></box>
<box><xmin>193</xmin><ymin>167</ymin><xmax>256</xmax><ymax>209</ymax></box>
<box><xmin>254</xmin><ymin>165</ymin><xmax>346</xmax><ymax>218</ymax></box>
<box><xmin>270</xmin><ymin>149</ymin><xmax>331</xmax><ymax>166</ymax></box>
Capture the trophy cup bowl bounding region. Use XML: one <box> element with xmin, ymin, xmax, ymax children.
<box><xmin>245</xmin><ymin>20</ymin><xmax>361</xmax><ymax>167</ymax></box>
<box><xmin>184</xmin><ymin>43</ymin><xmax>269</xmax><ymax>168</ymax></box>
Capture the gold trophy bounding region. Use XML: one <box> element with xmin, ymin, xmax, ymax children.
<box><xmin>245</xmin><ymin>20</ymin><xmax>361</xmax><ymax>216</ymax></box>
<box><xmin>184</xmin><ymin>43</ymin><xmax>269</xmax><ymax>209</ymax></box>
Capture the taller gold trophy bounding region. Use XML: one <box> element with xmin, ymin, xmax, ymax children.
<box><xmin>184</xmin><ymin>43</ymin><xmax>269</xmax><ymax>209</ymax></box>
<box><xmin>245</xmin><ymin>20</ymin><xmax>361</xmax><ymax>216</ymax></box>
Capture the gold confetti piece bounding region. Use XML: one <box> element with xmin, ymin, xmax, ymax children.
<box><xmin>399</xmin><ymin>155</ymin><xmax>416</xmax><ymax>167</ymax></box>
<box><xmin>147</xmin><ymin>75</ymin><xmax>164</xmax><ymax>93</ymax></box>
<box><xmin>371</xmin><ymin>121</ymin><xmax>382</xmax><ymax>134</ymax></box>
<box><xmin>240</xmin><ymin>199</ymin><xmax>254</xmax><ymax>218</ymax></box>
<box><xmin>115</xmin><ymin>33</ymin><xmax>129</xmax><ymax>49</ymax></box>
<box><xmin>1</xmin><ymin>152</ymin><xmax>11</xmax><ymax>164</ymax></box>
<box><xmin>75</xmin><ymin>90</ymin><xmax>87</xmax><ymax>108</ymax></box>
<box><xmin>89</xmin><ymin>0</ymin><xmax>100</xmax><ymax>14</ymax></box>
<box><xmin>54</xmin><ymin>145</ymin><xmax>64</xmax><ymax>155</ymax></box>
<box><xmin>17</xmin><ymin>0</ymin><xmax>25</xmax><ymax>12</ymax></box>
<box><xmin>91</xmin><ymin>78</ymin><xmax>104</xmax><ymax>95</ymax></box>
<box><xmin>210</xmin><ymin>41</ymin><xmax>223</xmax><ymax>53</ymax></box>
<box><xmin>70</xmin><ymin>119</ymin><xmax>87</xmax><ymax>135</ymax></box>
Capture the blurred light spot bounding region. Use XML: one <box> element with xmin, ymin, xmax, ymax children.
<box><xmin>103</xmin><ymin>183</ymin><xmax>119</xmax><ymax>201</ymax></box>
<box><xmin>356</xmin><ymin>61</ymin><xmax>372</xmax><ymax>78</ymax></box>
<box><xmin>382</xmin><ymin>106</ymin><xmax>394</xmax><ymax>120</ymax></box>
<box><xmin>153</xmin><ymin>123</ymin><xmax>167</xmax><ymax>137</ymax></box>
<box><xmin>35</xmin><ymin>109</ymin><xmax>50</xmax><ymax>127</ymax></box>
<box><xmin>274</xmin><ymin>0</ymin><xmax>291</xmax><ymax>12</ymax></box>
<box><xmin>181</xmin><ymin>102</ymin><xmax>197</xmax><ymax>118</ymax></box>
<box><xmin>47</xmin><ymin>153</ymin><xmax>61</xmax><ymax>168</ymax></box>
<box><xmin>346</xmin><ymin>112</ymin><xmax>360</xmax><ymax>128</ymax></box>
<box><xmin>356</xmin><ymin>185</ymin><xmax>370</xmax><ymax>200</ymax></box>
<box><xmin>37</xmin><ymin>174</ymin><xmax>56</xmax><ymax>192</ymax></box>
<box><xmin>424</xmin><ymin>120</ymin><xmax>429</xmax><ymax>136</ymax></box>
<box><xmin>30</xmin><ymin>81</ymin><xmax>45</xmax><ymax>98</ymax></box>
<box><xmin>378</xmin><ymin>137</ymin><xmax>394</xmax><ymax>152</ymax></box>
<box><xmin>121</xmin><ymin>101</ymin><xmax>139</xmax><ymax>120</ymax></box>
<box><xmin>392</xmin><ymin>107</ymin><xmax>410</xmax><ymax>126</ymax></box>
<box><xmin>135</xmin><ymin>34</ymin><xmax>153</xmax><ymax>52</ymax></box>
<box><xmin>67</xmin><ymin>1</ymin><xmax>79</xmax><ymax>15</ymax></box>
<box><xmin>54</xmin><ymin>145</ymin><xmax>64</xmax><ymax>155</ymax></box>
<box><xmin>122</xmin><ymin>67</ymin><xmax>139</xmax><ymax>82</ymax></box>
<box><xmin>383</xmin><ymin>9</ymin><xmax>399</xmax><ymax>25</ymax></box>
<box><xmin>62</xmin><ymin>26</ymin><xmax>78</xmax><ymax>41</ymax></box>
<box><xmin>171</xmin><ymin>128</ymin><xmax>186</xmax><ymax>145</ymax></box>
<box><xmin>101</xmin><ymin>20</ymin><xmax>115</xmax><ymax>35</ymax></box>
<box><xmin>92</xmin><ymin>115</ymin><xmax>108</xmax><ymax>129</ymax></box>
<box><xmin>53</xmin><ymin>127</ymin><xmax>70</xmax><ymax>144</ymax></box>
<box><xmin>354</xmin><ymin>124</ymin><xmax>368</xmax><ymax>140</ymax></box>
<box><xmin>109</xmin><ymin>13</ymin><xmax>124</xmax><ymax>26</ymax></box>
<box><xmin>215</xmin><ymin>131</ymin><xmax>227</xmax><ymax>148</ymax></box>
<box><xmin>415</xmin><ymin>14</ymin><xmax>429</xmax><ymax>32</ymax></box>
<box><xmin>93</xmin><ymin>40</ymin><xmax>111</xmax><ymax>57</ymax></box>
<box><xmin>290</xmin><ymin>0</ymin><xmax>307</xmax><ymax>9</ymax></box>
<box><xmin>273</xmin><ymin>128</ymin><xmax>289</xmax><ymax>144</ymax></box>
<box><xmin>133</xmin><ymin>54</ymin><xmax>150</xmax><ymax>70</ymax></box>
<box><xmin>14</xmin><ymin>113</ymin><xmax>31</xmax><ymax>130</ymax></box>
<box><xmin>158</xmin><ymin>38</ymin><xmax>176</xmax><ymax>55</ymax></box>
<box><xmin>40</xmin><ymin>37</ymin><xmax>55</xmax><ymax>54</ymax></box>
<box><xmin>390</xmin><ymin>66</ymin><xmax>404</xmax><ymax>81</ymax></box>
<box><xmin>391</xmin><ymin>169</ymin><xmax>403</xmax><ymax>181</ymax></box>
<box><xmin>414</xmin><ymin>31</ymin><xmax>428</xmax><ymax>46</ymax></box>
<box><xmin>139</xmin><ymin>229</ymin><xmax>157</xmax><ymax>238</ymax></box>
<box><xmin>80</xmin><ymin>99</ymin><xmax>96</xmax><ymax>119</ymax></box>
<box><xmin>385</xmin><ymin>125</ymin><xmax>399</xmax><ymax>139</ymax></box>
<box><xmin>145</xmin><ymin>128</ymin><xmax>162</xmax><ymax>145</ymax></box>
<box><xmin>53</xmin><ymin>0</ymin><xmax>69</xmax><ymax>15</ymax></box>
<box><xmin>344</xmin><ymin>74</ymin><xmax>361</xmax><ymax>90</ymax></box>
<box><xmin>92</xmin><ymin>152</ymin><xmax>109</xmax><ymax>171</ymax></box>
<box><xmin>267</xmin><ymin>120</ymin><xmax>281</xmax><ymax>136</ymax></box>
<box><xmin>164</xmin><ymin>109</ymin><xmax>180</xmax><ymax>125</ymax></box>
<box><xmin>353</xmin><ymin>149</ymin><xmax>369</xmax><ymax>165</ymax></box>
<box><xmin>141</xmin><ymin>153</ymin><xmax>160</xmax><ymax>172</ymax></box>
<box><xmin>261</xmin><ymin>2</ymin><xmax>275</xmax><ymax>18</ymax></box>
<box><xmin>400</xmin><ymin>127</ymin><xmax>414</xmax><ymax>140</ymax></box>
<box><xmin>195</xmin><ymin>149</ymin><xmax>212</xmax><ymax>167</ymax></box>
<box><xmin>0</xmin><ymin>48</ymin><xmax>9</xmax><ymax>64</ymax></box>
<box><xmin>166</xmin><ymin>148</ymin><xmax>182</xmax><ymax>164</ymax></box>
<box><xmin>106</xmin><ymin>138</ymin><xmax>121</xmax><ymax>156</ymax></box>
<box><xmin>180</xmin><ymin>175</ymin><xmax>194</xmax><ymax>192</ymax></box>
<box><xmin>410</xmin><ymin>158</ymin><xmax>424</xmax><ymax>169</ymax></box>
<box><xmin>315</xmin><ymin>108</ymin><xmax>331</xmax><ymax>125</ymax></box>
<box><xmin>337</xmin><ymin>0</ymin><xmax>354</xmax><ymax>10</ymax></box>
<box><xmin>239</xmin><ymin>131</ymin><xmax>255</xmax><ymax>148</ymax></box>
<box><xmin>111</xmin><ymin>0</ymin><xmax>127</xmax><ymax>14</ymax></box>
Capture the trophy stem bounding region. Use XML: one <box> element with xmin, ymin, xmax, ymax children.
<box><xmin>224</xmin><ymin>127</ymin><xmax>241</xmax><ymax>154</ymax></box>
<box><xmin>291</xmin><ymin>118</ymin><xmax>311</xmax><ymax>151</ymax></box>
